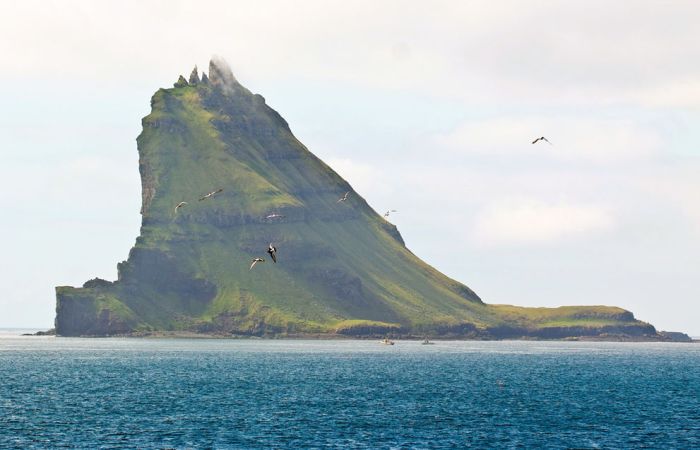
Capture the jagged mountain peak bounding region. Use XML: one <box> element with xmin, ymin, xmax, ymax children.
<box><xmin>208</xmin><ymin>56</ymin><xmax>239</xmax><ymax>91</ymax></box>
<box><xmin>189</xmin><ymin>65</ymin><xmax>200</xmax><ymax>84</ymax></box>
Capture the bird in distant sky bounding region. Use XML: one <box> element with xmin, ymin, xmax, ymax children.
<box><xmin>337</xmin><ymin>191</ymin><xmax>350</xmax><ymax>203</ymax></box>
<box><xmin>265</xmin><ymin>213</ymin><xmax>285</xmax><ymax>220</ymax></box>
<box><xmin>383</xmin><ymin>210</ymin><xmax>397</xmax><ymax>218</ymax></box>
<box><xmin>249</xmin><ymin>258</ymin><xmax>265</xmax><ymax>270</ymax></box>
<box><xmin>531</xmin><ymin>136</ymin><xmax>552</xmax><ymax>145</ymax></box>
<box><xmin>199</xmin><ymin>188</ymin><xmax>223</xmax><ymax>201</ymax></box>
<box><xmin>267</xmin><ymin>243</ymin><xmax>277</xmax><ymax>263</ymax></box>
<box><xmin>174</xmin><ymin>201</ymin><xmax>188</xmax><ymax>213</ymax></box>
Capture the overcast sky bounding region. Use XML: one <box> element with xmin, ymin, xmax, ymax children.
<box><xmin>1</xmin><ymin>1</ymin><xmax>699</xmax><ymax>334</ymax></box>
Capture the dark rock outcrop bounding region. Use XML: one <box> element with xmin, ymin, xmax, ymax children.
<box><xmin>189</xmin><ymin>66</ymin><xmax>200</xmax><ymax>84</ymax></box>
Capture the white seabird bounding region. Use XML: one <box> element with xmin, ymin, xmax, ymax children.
<box><xmin>250</xmin><ymin>258</ymin><xmax>265</xmax><ymax>270</ymax></box>
<box><xmin>199</xmin><ymin>188</ymin><xmax>223</xmax><ymax>201</ymax></box>
<box><xmin>174</xmin><ymin>201</ymin><xmax>188</xmax><ymax>213</ymax></box>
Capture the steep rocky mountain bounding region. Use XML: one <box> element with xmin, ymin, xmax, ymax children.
<box><xmin>55</xmin><ymin>58</ymin><xmax>657</xmax><ymax>339</ymax></box>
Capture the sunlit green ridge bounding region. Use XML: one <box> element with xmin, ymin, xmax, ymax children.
<box><xmin>54</xmin><ymin>59</ymin><xmax>657</xmax><ymax>339</ymax></box>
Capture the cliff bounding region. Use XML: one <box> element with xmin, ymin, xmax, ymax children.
<box><xmin>54</xmin><ymin>59</ymin><xmax>658</xmax><ymax>339</ymax></box>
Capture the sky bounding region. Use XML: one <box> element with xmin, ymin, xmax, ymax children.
<box><xmin>1</xmin><ymin>0</ymin><xmax>699</xmax><ymax>334</ymax></box>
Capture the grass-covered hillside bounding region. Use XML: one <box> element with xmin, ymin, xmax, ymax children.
<box><xmin>54</xmin><ymin>59</ymin><xmax>657</xmax><ymax>339</ymax></box>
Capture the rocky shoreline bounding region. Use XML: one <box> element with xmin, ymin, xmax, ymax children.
<box><xmin>25</xmin><ymin>328</ymin><xmax>695</xmax><ymax>342</ymax></box>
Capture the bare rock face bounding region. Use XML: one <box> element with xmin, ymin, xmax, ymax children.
<box><xmin>208</xmin><ymin>56</ymin><xmax>237</xmax><ymax>87</ymax></box>
<box><xmin>189</xmin><ymin>66</ymin><xmax>200</xmax><ymax>84</ymax></box>
<box><xmin>173</xmin><ymin>75</ymin><xmax>188</xmax><ymax>88</ymax></box>
<box><xmin>55</xmin><ymin>287</ymin><xmax>137</xmax><ymax>336</ymax></box>
<box><xmin>54</xmin><ymin>58</ymin><xmax>661</xmax><ymax>339</ymax></box>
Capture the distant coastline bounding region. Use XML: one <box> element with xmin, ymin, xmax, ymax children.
<box><xmin>0</xmin><ymin>328</ymin><xmax>53</xmax><ymax>337</ymax></box>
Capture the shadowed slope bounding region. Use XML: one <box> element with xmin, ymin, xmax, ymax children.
<box><xmin>55</xmin><ymin>59</ymin><xmax>656</xmax><ymax>339</ymax></box>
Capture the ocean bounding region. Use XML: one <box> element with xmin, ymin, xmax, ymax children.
<box><xmin>1</xmin><ymin>332</ymin><xmax>699</xmax><ymax>448</ymax></box>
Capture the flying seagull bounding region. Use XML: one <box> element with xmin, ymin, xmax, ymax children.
<box><xmin>531</xmin><ymin>136</ymin><xmax>552</xmax><ymax>145</ymax></box>
<box><xmin>383</xmin><ymin>209</ymin><xmax>397</xmax><ymax>218</ymax></box>
<box><xmin>199</xmin><ymin>188</ymin><xmax>223</xmax><ymax>201</ymax></box>
<box><xmin>174</xmin><ymin>201</ymin><xmax>188</xmax><ymax>213</ymax></box>
<box><xmin>267</xmin><ymin>243</ymin><xmax>277</xmax><ymax>263</ymax></box>
<box><xmin>265</xmin><ymin>213</ymin><xmax>285</xmax><ymax>220</ymax></box>
<box><xmin>337</xmin><ymin>191</ymin><xmax>350</xmax><ymax>203</ymax></box>
<box><xmin>249</xmin><ymin>258</ymin><xmax>265</xmax><ymax>270</ymax></box>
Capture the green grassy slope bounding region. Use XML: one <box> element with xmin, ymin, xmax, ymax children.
<box><xmin>54</xmin><ymin>59</ymin><xmax>657</xmax><ymax>338</ymax></box>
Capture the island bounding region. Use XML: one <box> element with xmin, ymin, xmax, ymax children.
<box><xmin>54</xmin><ymin>58</ymin><xmax>681</xmax><ymax>341</ymax></box>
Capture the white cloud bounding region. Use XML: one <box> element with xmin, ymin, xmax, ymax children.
<box><xmin>0</xmin><ymin>154</ymin><xmax>139</xmax><ymax>223</ymax></box>
<box><xmin>325</xmin><ymin>157</ymin><xmax>391</xmax><ymax>198</ymax></box>
<box><xmin>636</xmin><ymin>164</ymin><xmax>700</xmax><ymax>234</ymax></box>
<box><xmin>2</xmin><ymin>1</ymin><xmax>700</xmax><ymax>108</ymax></box>
<box><xmin>433</xmin><ymin>116</ymin><xmax>663</xmax><ymax>164</ymax></box>
<box><xmin>627</xmin><ymin>79</ymin><xmax>700</xmax><ymax>110</ymax></box>
<box><xmin>473</xmin><ymin>199</ymin><xmax>615</xmax><ymax>246</ymax></box>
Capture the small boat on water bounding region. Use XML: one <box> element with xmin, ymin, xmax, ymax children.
<box><xmin>380</xmin><ymin>338</ymin><xmax>395</xmax><ymax>345</ymax></box>
<box><xmin>421</xmin><ymin>337</ymin><xmax>434</xmax><ymax>345</ymax></box>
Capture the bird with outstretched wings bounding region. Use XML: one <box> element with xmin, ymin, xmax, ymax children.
<box><xmin>531</xmin><ymin>136</ymin><xmax>551</xmax><ymax>145</ymax></box>
<box><xmin>199</xmin><ymin>188</ymin><xmax>223</xmax><ymax>201</ymax></box>
<box><xmin>174</xmin><ymin>201</ymin><xmax>188</xmax><ymax>213</ymax></box>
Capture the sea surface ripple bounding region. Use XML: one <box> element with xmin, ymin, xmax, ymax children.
<box><xmin>1</xmin><ymin>335</ymin><xmax>699</xmax><ymax>449</ymax></box>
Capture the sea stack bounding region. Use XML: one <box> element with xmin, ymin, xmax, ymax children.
<box><xmin>54</xmin><ymin>58</ymin><xmax>658</xmax><ymax>339</ymax></box>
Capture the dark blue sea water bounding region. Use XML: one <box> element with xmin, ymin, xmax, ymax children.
<box><xmin>1</xmin><ymin>333</ymin><xmax>699</xmax><ymax>449</ymax></box>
